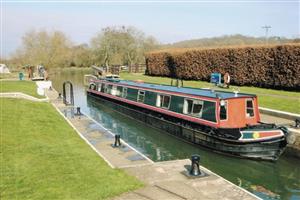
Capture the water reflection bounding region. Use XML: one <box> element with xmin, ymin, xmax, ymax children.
<box><xmin>51</xmin><ymin>69</ymin><xmax>300</xmax><ymax>200</ymax></box>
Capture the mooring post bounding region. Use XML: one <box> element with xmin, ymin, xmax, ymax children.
<box><xmin>114</xmin><ymin>134</ymin><xmax>121</xmax><ymax>147</ymax></box>
<box><xmin>190</xmin><ymin>154</ymin><xmax>201</xmax><ymax>176</ymax></box>
<box><xmin>295</xmin><ymin>119</ymin><xmax>300</xmax><ymax>128</ymax></box>
<box><xmin>75</xmin><ymin>107</ymin><xmax>82</xmax><ymax>116</ymax></box>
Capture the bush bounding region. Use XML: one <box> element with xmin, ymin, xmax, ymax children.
<box><xmin>145</xmin><ymin>44</ymin><xmax>300</xmax><ymax>90</ymax></box>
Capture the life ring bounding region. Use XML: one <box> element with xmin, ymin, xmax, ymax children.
<box><xmin>224</xmin><ymin>73</ymin><xmax>230</xmax><ymax>84</ymax></box>
<box><xmin>89</xmin><ymin>83</ymin><xmax>96</xmax><ymax>90</ymax></box>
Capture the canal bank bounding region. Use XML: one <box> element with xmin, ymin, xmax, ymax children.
<box><xmin>50</xmin><ymin>69</ymin><xmax>300</xmax><ymax>200</ymax></box>
<box><xmin>45</xmin><ymin>88</ymin><xmax>259</xmax><ymax>200</ymax></box>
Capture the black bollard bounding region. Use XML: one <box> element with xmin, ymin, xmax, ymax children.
<box><xmin>295</xmin><ymin>119</ymin><xmax>300</xmax><ymax>128</ymax></box>
<box><xmin>190</xmin><ymin>154</ymin><xmax>201</xmax><ymax>176</ymax></box>
<box><xmin>114</xmin><ymin>134</ymin><xmax>121</xmax><ymax>147</ymax></box>
<box><xmin>75</xmin><ymin>107</ymin><xmax>82</xmax><ymax>116</ymax></box>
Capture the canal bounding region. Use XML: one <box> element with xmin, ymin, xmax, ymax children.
<box><xmin>52</xmin><ymin>69</ymin><xmax>300</xmax><ymax>200</ymax></box>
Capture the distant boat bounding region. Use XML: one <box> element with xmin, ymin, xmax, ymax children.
<box><xmin>0</xmin><ymin>64</ymin><xmax>10</xmax><ymax>74</ymax></box>
<box><xmin>87</xmin><ymin>77</ymin><xmax>288</xmax><ymax>161</ymax></box>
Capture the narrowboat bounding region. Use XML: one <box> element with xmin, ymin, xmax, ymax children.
<box><xmin>87</xmin><ymin>77</ymin><xmax>288</xmax><ymax>161</ymax></box>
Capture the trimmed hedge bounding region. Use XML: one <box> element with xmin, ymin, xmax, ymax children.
<box><xmin>145</xmin><ymin>45</ymin><xmax>300</xmax><ymax>90</ymax></box>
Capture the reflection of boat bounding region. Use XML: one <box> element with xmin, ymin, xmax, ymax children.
<box><xmin>250</xmin><ymin>185</ymin><xmax>279</xmax><ymax>198</ymax></box>
<box><xmin>87</xmin><ymin>99</ymin><xmax>174</xmax><ymax>161</ymax></box>
<box><xmin>87</xmin><ymin>78</ymin><xmax>288</xmax><ymax>161</ymax></box>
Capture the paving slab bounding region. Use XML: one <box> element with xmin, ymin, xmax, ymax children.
<box><xmin>260</xmin><ymin>113</ymin><xmax>294</xmax><ymax>125</ymax></box>
<box><xmin>120</xmin><ymin>160</ymin><xmax>258</xmax><ymax>200</ymax></box>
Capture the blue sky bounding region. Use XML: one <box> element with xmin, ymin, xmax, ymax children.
<box><xmin>1</xmin><ymin>1</ymin><xmax>299</xmax><ymax>58</ymax></box>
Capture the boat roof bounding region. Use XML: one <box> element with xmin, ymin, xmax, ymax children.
<box><xmin>96</xmin><ymin>79</ymin><xmax>256</xmax><ymax>99</ymax></box>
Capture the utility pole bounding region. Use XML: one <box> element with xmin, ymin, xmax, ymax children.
<box><xmin>262</xmin><ymin>25</ymin><xmax>272</xmax><ymax>44</ymax></box>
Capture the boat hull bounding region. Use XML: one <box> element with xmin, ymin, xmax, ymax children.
<box><xmin>87</xmin><ymin>91</ymin><xmax>287</xmax><ymax>161</ymax></box>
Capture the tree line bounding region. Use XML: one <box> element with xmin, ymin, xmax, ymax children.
<box><xmin>8</xmin><ymin>26</ymin><xmax>159</xmax><ymax>69</ymax></box>
<box><xmin>4</xmin><ymin>28</ymin><xmax>299</xmax><ymax>70</ymax></box>
<box><xmin>163</xmin><ymin>34</ymin><xmax>299</xmax><ymax>49</ymax></box>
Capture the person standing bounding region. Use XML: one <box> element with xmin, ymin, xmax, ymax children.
<box><xmin>224</xmin><ymin>72</ymin><xmax>230</xmax><ymax>88</ymax></box>
<box><xmin>44</xmin><ymin>69</ymin><xmax>49</xmax><ymax>81</ymax></box>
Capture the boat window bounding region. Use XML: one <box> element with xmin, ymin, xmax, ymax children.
<box><xmin>122</xmin><ymin>87</ymin><xmax>127</xmax><ymax>98</ymax></box>
<box><xmin>183</xmin><ymin>99</ymin><xmax>192</xmax><ymax>114</ymax></box>
<box><xmin>104</xmin><ymin>84</ymin><xmax>108</xmax><ymax>93</ymax></box>
<box><xmin>246</xmin><ymin>99</ymin><xmax>254</xmax><ymax>117</ymax></box>
<box><xmin>187</xmin><ymin>99</ymin><xmax>193</xmax><ymax>114</ymax></box>
<box><xmin>101</xmin><ymin>84</ymin><xmax>106</xmax><ymax>92</ymax></box>
<box><xmin>137</xmin><ymin>90</ymin><xmax>145</xmax><ymax>103</ymax></box>
<box><xmin>106</xmin><ymin>84</ymin><xmax>113</xmax><ymax>94</ymax></box>
<box><xmin>97</xmin><ymin>83</ymin><xmax>102</xmax><ymax>92</ymax></box>
<box><xmin>156</xmin><ymin>94</ymin><xmax>171</xmax><ymax>109</ymax></box>
<box><xmin>89</xmin><ymin>83</ymin><xmax>96</xmax><ymax>90</ymax></box>
<box><xmin>220</xmin><ymin>100</ymin><xmax>227</xmax><ymax>120</ymax></box>
<box><xmin>183</xmin><ymin>99</ymin><xmax>203</xmax><ymax>117</ymax></box>
<box><xmin>202</xmin><ymin>101</ymin><xmax>216</xmax><ymax>122</ymax></box>
<box><xmin>111</xmin><ymin>85</ymin><xmax>118</xmax><ymax>96</ymax></box>
<box><xmin>192</xmin><ymin>100</ymin><xmax>203</xmax><ymax>116</ymax></box>
<box><xmin>116</xmin><ymin>86</ymin><xmax>122</xmax><ymax>97</ymax></box>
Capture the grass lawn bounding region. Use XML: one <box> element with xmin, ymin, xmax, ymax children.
<box><xmin>0</xmin><ymin>80</ymin><xmax>44</xmax><ymax>99</ymax></box>
<box><xmin>120</xmin><ymin>73</ymin><xmax>300</xmax><ymax>114</ymax></box>
<box><xmin>0</xmin><ymin>98</ymin><xmax>142</xmax><ymax>199</ymax></box>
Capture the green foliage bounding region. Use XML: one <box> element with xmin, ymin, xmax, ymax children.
<box><xmin>7</xmin><ymin>29</ymin><xmax>298</xmax><ymax>71</ymax></box>
<box><xmin>120</xmin><ymin>73</ymin><xmax>300</xmax><ymax>114</ymax></box>
<box><xmin>0</xmin><ymin>80</ymin><xmax>44</xmax><ymax>98</ymax></box>
<box><xmin>9</xmin><ymin>27</ymin><xmax>158</xmax><ymax>69</ymax></box>
<box><xmin>0</xmin><ymin>98</ymin><xmax>143</xmax><ymax>199</ymax></box>
<box><xmin>163</xmin><ymin>34</ymin><xmax>299</xmax><ymax>49</ymax></box>
<box><xmin>70</xmin><ymin>44</ymin><xmax>93</xmax><ymax>68</ymax></box>
<box><xmin>146</xmin><ymin>44</ymin><xmax>300</xmax><ymax>90</ymax></box>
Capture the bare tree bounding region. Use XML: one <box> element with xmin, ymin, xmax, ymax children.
<box><xmin>16</xmin><ymin>30</ymin><xmax>72</xmax><ymax>68</ymax></box>
<box><xmin>90</xmin><ymin>26</ymin><xmax>159</xmax><ymax>67</ymax></box>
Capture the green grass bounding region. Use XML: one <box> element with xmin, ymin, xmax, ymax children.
<box><xmin>120</xmin><ymin>73</ymin><xmax>300</xmax><ymax>114</ymax></box>
<box><xmin>0</xmin><ymin>80</ymin><xmax>44</xmax><ymax>99</ymax></box>
<box><xmin>0</xmin><ymin>98</ymin><xmax>142</xmax><ymax>199</ymax></box>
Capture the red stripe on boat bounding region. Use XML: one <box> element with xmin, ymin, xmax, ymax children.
<box><xmin>259</xmin><ymin>131</ymin><xmax>282</xmax><ymax>138</ymax></box>
<box><xmin>87</xmin><ymin>89</ymin><xmax>219</xmax><ymax>127</ymax></box>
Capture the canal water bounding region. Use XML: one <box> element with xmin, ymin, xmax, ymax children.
<box><xmin>51</xmin><ymin>69</ymin><xmax>300</xmax><ymax>200</ymax></box>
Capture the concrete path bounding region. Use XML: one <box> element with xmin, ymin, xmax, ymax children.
<box><xmin>114</xmin><ymin>160</ymin><xmax>257</xmax><ymax>200</ymax></box>
<box><xmin>0</xmin><ymin>92</ymin><xmax>49</xmax><ymax>102</ymax></box>
<box><xmin>260</xmin><ymin>113</ymin><xmax>294</xmax><ymax>125</ymax></box>
<box><xmin>47</xmin><ymin>89</ymin><xmax>152</xmax><ymax>169</ymax></box>
<box><xmin>45</xmin><ymin>89</ymin><xmax>259</xmax><ymax>200</ymax></box>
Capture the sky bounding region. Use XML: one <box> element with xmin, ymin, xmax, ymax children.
<box><xmin>1</xmin><ymin>0</ymin><xmax>299</xmax><ymax>58</ymax></box>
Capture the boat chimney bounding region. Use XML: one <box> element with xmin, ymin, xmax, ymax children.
<box><xmin>233</xmin><ymin>87</ymin><xmax>240</xmax><ymax>97</ymax></box>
